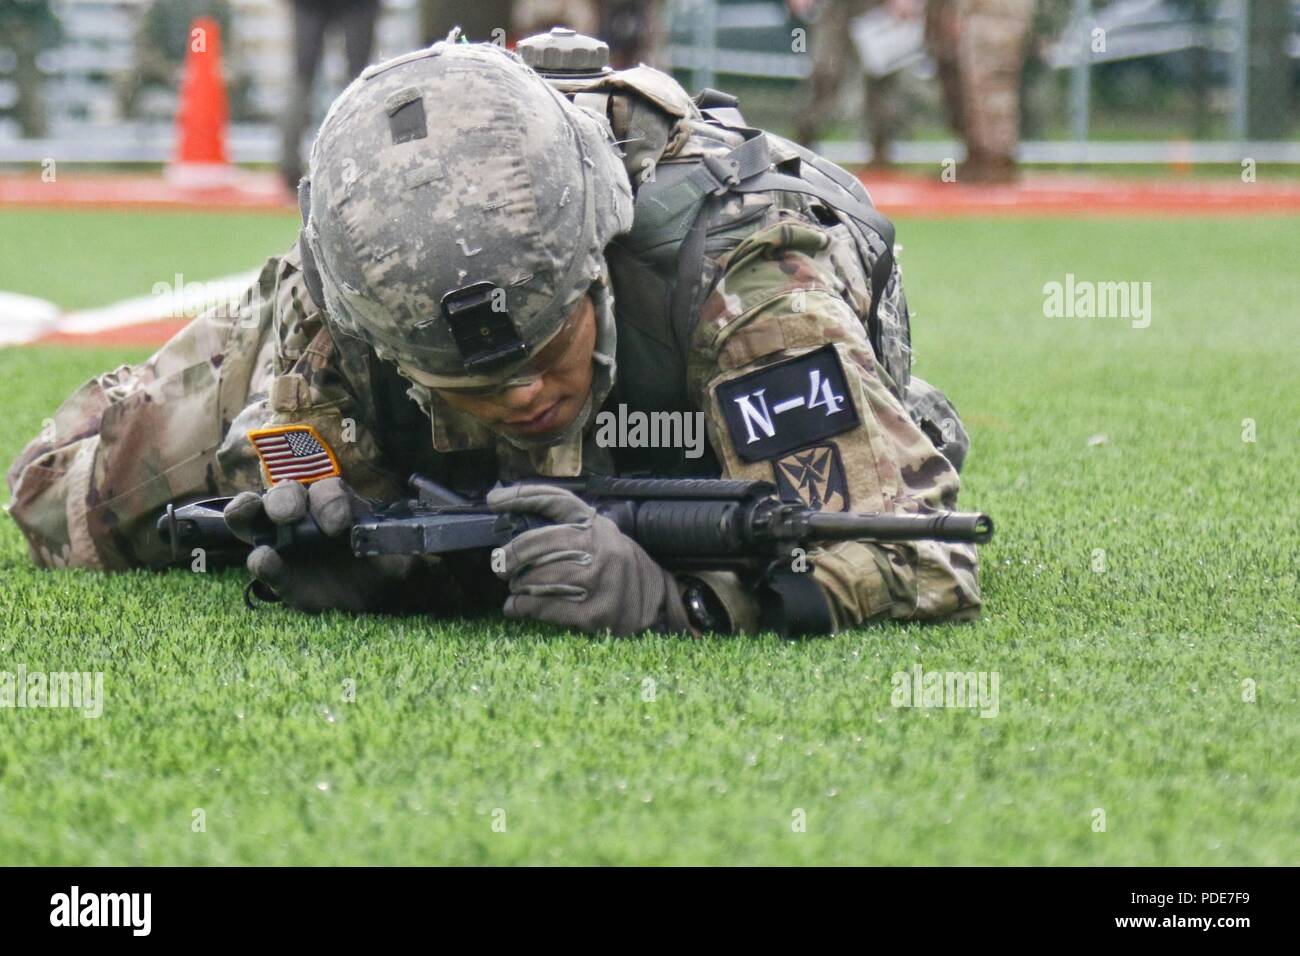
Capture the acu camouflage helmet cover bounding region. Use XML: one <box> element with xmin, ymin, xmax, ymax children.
<box><xmin>302</xmin><ymin>40</ymin><xmax>634</xmax><ymax>386</ymax></box>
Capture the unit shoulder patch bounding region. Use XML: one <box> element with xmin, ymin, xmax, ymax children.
<box><xmin>772</xmin><ymin>442</ymin><xmax>850</xmax><ymax>512</ymax></box>
<box><xmin>248</xmin><ymin>424</ymin><xmax>341</xmax><ymax>485</ymax></box>
<box><xmin>714</xmin><ymin>344</ymin><xmax>860</xmax><ymax>463</ymax></box>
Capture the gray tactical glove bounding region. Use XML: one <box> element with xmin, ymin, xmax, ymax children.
<box><xmin>223</xmin><ymin>477</ymin><xmax>435</xmax><ymax>613</ymax></box>
<box><xmin>487</xmin><ymin>484</ymin><xmax>692</xmax><ymax>636</ymax></box>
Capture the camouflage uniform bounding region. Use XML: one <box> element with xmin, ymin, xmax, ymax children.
<box><xmin>926</xmin><ymin>0</ymin><xmax>1035</xmax><ymax>179</ymax></box>
<box><xmin>6</xmin><ymin>54</ymin><xmax>981</xmax><ymax>632</ymax></box>
<box><xmin>4</xmin><ymin>256</ymin><xmax>295</xmax><ymax>569</ymax></box>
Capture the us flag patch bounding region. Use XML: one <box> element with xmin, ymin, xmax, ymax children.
<box><xmin>247</xmin><ymin>424</ymin><xmax>341</xmax><ymax>485</ymax></box>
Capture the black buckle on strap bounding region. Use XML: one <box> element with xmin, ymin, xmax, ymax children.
<box><xmin>702</xmin><ymin>154</ymin><xmax>741</xmax><ymax>196</ymax></box>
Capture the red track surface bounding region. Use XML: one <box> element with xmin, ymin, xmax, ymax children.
<box><xmin>6</xmin><ymin>169</ymin><xmax>1300</xmax><ymax>217</ymax></box>
<box><xmin>5</xmin><ymin>169</ymin><xmax>1298</xmax><ymax>347</ymax></box>
<box><xmin>35</xmin><ymin>319</ymin><xmax>192</xmax><ymax>348</ymax></box>
<box><xmin>0</xmin><ymin>172</ymin><xmax>297</xmax><ymax>213</ymax></box>
<box><xmin>863</xmin><ymin>170</ymin><xmax>1300</xmax><ymax>217</ymax></box>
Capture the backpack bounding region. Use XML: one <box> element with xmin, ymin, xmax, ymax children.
<box><xmin>558</xmin><ymin>69</ymin><xmax>912</xmax><ymax>402</ymax></box>
<box><xmin>553</xmin><ymin>69</ymin><xmax>977</xmax><ymax>473</ymax></box>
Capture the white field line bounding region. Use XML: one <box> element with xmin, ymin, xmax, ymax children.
<box><xmin>0</xmin><ymin>270</ymin><xmax>259</xmax><ymax>345</ymax></box>
<box><xmin>0</xmin><ymin>292</ymin><xmax>61</xmax><ymax>346</ymax></box>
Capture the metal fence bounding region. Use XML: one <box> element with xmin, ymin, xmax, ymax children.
<box><xmin>661</xmin><ymin>0</ymin><xmax>1300</xmax><ymax>164</ymax></box>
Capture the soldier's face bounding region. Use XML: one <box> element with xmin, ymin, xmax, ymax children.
<box><xmin>432</xmin><ymin>295</ymin><xmax>598</xmax><ymax>440</ymax></box>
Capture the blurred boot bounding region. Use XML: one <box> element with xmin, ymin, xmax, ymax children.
<box><xmin>866</xmin><ymin>69</ymin><xmax>901</xmax><ymax>168</ymax></box>
<box><xmin>925</xmin><ymin>0</ymin><xmax>966</xmax><ymax>145</ymax></box>
<box><xmin>955</xmin><ymin>0</ymin><xmax>1034</xmax><ymax>182</ymax></box>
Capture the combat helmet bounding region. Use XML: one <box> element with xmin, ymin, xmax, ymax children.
<box><xmin>298</xmin><ymin>38</ymin><xmax>634</xmax><ymax>388</ymax></box>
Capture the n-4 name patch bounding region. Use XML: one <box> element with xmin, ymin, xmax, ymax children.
<box><xmin>714</xmin><ymin>344</ymin><xmax>860</xmax><ymax>463</ymax></box>
<box><xmin>248</xmin><ymin>424</ymin><xmax>341</xmax><ymax>485</ymax></box>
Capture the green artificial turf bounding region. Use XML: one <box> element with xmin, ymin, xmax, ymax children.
<box><xmin>0</xmin><ymin>207</ymin><xmax>299</xmax><ymax>309</ymax></box>
<box><xmin>0</xmin><ymin>210</ymin><xmax>1296</xmax><ymax>865</ymax></box>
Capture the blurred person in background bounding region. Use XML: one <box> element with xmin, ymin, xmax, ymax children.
<box><xmin>118</xmin><ymin>1</ymin><xmax>253</xmax><ymax>124</ymax></box>
<box><xmin>790</xmin><ymin>0</ymin><xmax>925</xmax><ymax>168</ymax></box>
<box><xmin>280</xmin><ymin>0</ymin><xmax>381</xmax><ymax>191</ymax></box>
<box><xmin>0</xmin><ymin>0</ymin><xmax>62</xmax><ymax>137</ymax></box>
<box><xmin>420</xmin><ymin>0</ymin><xmax>660</xmax><ymax>68</ymax></box>
<box><xmin>926</xmin><ymin>0</ymin><xmax>1036</xmax><ymax>183</ymax></box>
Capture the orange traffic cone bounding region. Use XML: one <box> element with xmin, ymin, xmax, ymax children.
<box><xmin>167</xmin><ymin>17</ymin><xmax>232</xmax><ymax>188</ymax></box>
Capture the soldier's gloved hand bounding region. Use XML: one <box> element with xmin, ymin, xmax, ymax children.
<box><xmin>223</xmin><ymin>477</ymin><xmax>429</xmax><ymax>613</ymax></box>
<box><xmin>487</xmin><ymin>484</ymin><xmax>691</xmax><ymax>636</ymax></box>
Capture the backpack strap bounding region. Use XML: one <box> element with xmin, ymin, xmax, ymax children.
<box><xmin>666</xmin><ymin>131</ymin><xmax>896</xmax><ymax>355</ymax></box>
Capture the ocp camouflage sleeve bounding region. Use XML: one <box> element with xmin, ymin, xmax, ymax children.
<box><xmin>4</xmin><ymin>251</ymin><xmax>294</xmax><ymax>569</ymax></box>
<box><xmin>687</xmin><ymin>215</ymin><xmax>982</xmax><ymax>629</ymax></box>
<box><xmin>253</xmin><ymin>252</ymin><xmax>409</xmax><ymax>505</ymax></box>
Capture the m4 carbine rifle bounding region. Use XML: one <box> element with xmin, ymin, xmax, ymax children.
<box><xmin>159</xmin><ymin>474</ymin><xmax>993</xmax><ymax>635</ymax></box>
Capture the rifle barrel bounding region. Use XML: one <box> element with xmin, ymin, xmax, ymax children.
<box><xmin>803</xmin><ymin>510</ymin><xmax>993</xmax><ymax>544</ymax></box>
